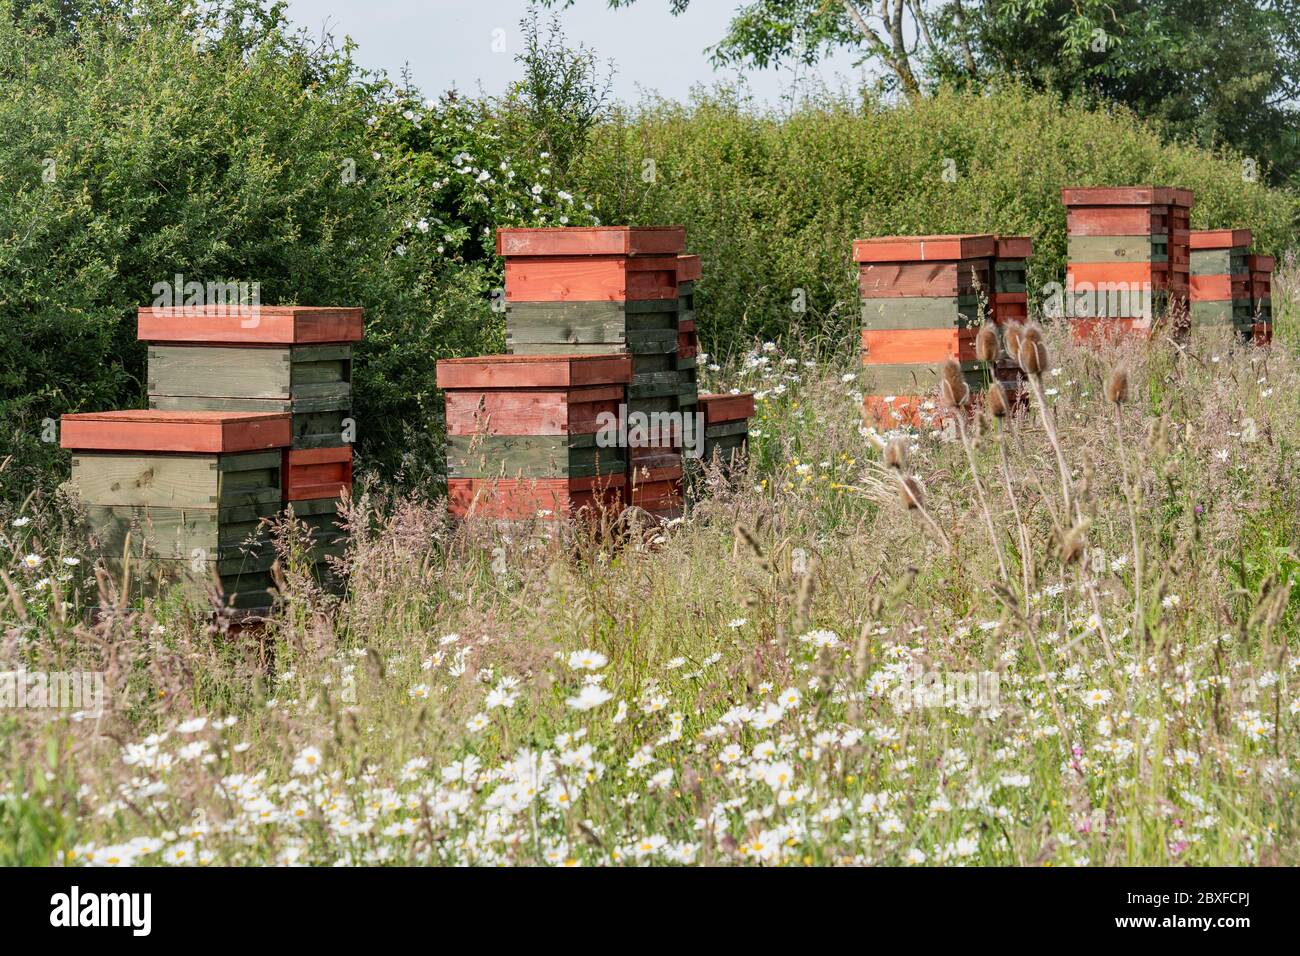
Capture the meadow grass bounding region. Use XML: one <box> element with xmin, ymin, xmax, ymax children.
<box><xmin>1</xmin><ymin>267</ymin><xmax>1299</xmax><ymax>866</ymax></box>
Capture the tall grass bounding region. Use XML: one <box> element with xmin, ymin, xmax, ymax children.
<box><xmin>2</xmin><ymin>294</ymin><xmax>1299</xmax><ymax>865</ymax></box>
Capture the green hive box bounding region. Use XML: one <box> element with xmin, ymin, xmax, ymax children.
<box><xmin>70</xmin><ymin>448</ymin><xmax>286</xmax><ymax>609</ymax></box>
<box><xmin>505</xmin><ymin>297</ymin><xmax>684</xmax><ymax>471</ymax></box>
<box><xmin>703</xmin><ymin>420</ymin><xmax>748</xmax><ymax>468</ymax></box>
<box><xmin>147</xmin><ymin>344</ymin><xmax>352</xmax><ymax>449</ymax></box>
<box><xmin>446</xmin><ymin>433</ymin><xmax>627</xmax><ymax>480</ymax></box>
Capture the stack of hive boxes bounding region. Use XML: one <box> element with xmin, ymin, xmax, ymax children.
<box><xmin>699</xmin><ymin>393</ymin><xmax>755</xmax><ymax>471</ymax></box>
<box><xmin>1249</xmin><ymin>254</ymin><xmax>1275</xmax><ymax>344</ymax></box>
<box><xmin>497</xmin><ymin>226</ymin><xmax>686</xmax><ymax>520</ymax></box>
<box><xmin>990</xmin><ymin>236</ymin><xmax>1032</xmax><ymax>401</ymax></box>
<box><xmin>1189</xmin><ymin>229</ymin><xmax>1252</xmax><ymax>335</ymax></box>
<box><xmin>435</xmin><ymin>354</ymin><xmax>630</xmax><ymax>519</ymax></box>
<box><xmin>1062</xmin><ymin>186</ymin><xmax>1192</xmax><ymax>340</ymax></box>
<box><xmin>61</xmin><ymin>410</ymin><xmax>289</xmax><ymax>608</ymax></box>
<box><xmin>139</xmin><ymin>305</ymin><xmax>360</xmax><ymax>585</ymax></box>
<box><xmin>855</xmin><ymin>235</ymin><xmax>993</xmax><ymax>428</ymax></box>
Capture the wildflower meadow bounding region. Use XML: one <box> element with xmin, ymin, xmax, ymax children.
<box><xmin>5</xmin><ymin>273</ymin><xmax>1300</xmax><ymax>870</ymax></box>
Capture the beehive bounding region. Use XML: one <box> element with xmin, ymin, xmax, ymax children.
<box><xmin>675</xmin><ymin>254</ymin><xmax>702</xmax><ymax>411</ymax></box>
<box><xmin>140</xmin><ymin>305</ymin><xmax>361</xmax><ymax>454</ymax></box>
<box><xmin>436</xmin><ymin>354</ymin><xmax>632</xmax><ymax>520</ymax></box>
<box><xmin>498</xmin><ymin>226</ymin><xmax>687</xmax><ymax>519</ymax></box>
<box><xmin>61</xmin><ymin>411</ymin><xmax>291</xmax><ymax>608</ymax></box>
<box><xmin>1188</xmin><ymin>229</ymin><xmax>1252</xmax><ymax>334</ymax></box>
<box><xmin>855</xmin><ymin>235</ymin><xmax>994</xmax><ymax>428</ymax></box>
<box><xmin>1062</xmin><ymin>187</ymin><xmax>1192</xmax><ymax>340</ymax></box>
<box><xmin>990</xmin><ymin>236</ymin><xmax>1032</xmax><ymax>402</ymax></box>
<box><xmin>1248</xmin><ymin>254</ymin><xmax>1274</xmax><ymax>341</ymax></box>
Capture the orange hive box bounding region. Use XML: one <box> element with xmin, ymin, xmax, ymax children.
<box><xmin>137</xmin><ymin>306</ymin><xmax>363</xmax><ymax>345</ymax></box>
<box><xmin>699</xmin><ymin>393</ymin><xmax>756</xmax><ymax>424</ymax></box>
<box><xmin>284</xmin><ymin>446</ymin><xmax>352</xmax><ymax>502</ymax></box>
<box><xmin>1067</xmin><ymin>206</ymin><xmax>1173</xmax><ymax>237</ymax></box>
<box><xmin>444</xmin><ymin>385</ymin><xmax>625</xmax><ymax>437</ymax></box>
<box><xmin>853</xmin><ymin>235</ymin><xmax>995</xmax><ymax>263</ymax></box>
<box><xmin>496</xmin><ymin>226</ymin><xmax>686</xmax><ymax>257</ymax></box>
<box><xmin>61</xmin><ymin>410</ymin><xmax>290</xmax><ymax>453</ymax></box>
<box><xmin>436</xmin><ymin>354</ymin><xmax>632</xmax><ymax>390</ymax></box>
<box><xmin>862</xmin><ymin>328</ymin><xmax>978</xmax><ymax>364</ymax></box>
<box><xmin>1189</xmin><ymin>229</ymin><xmax>1253</xmax><ymax>251</ymax></box>
<box><xmin>447</xmin><ymin>476</ymin><xmax>626</xmax><ymax>520</ymax></box>
<box><xmin>1061</xmin><ymin>186</ymin><xmax>1193</xmax><ymax>207</ymax></box>
<box><xmin>503</xmin><ymin>255</ymin><xmax>679</xmax><ymax>302</ymax></box>
<box><xmin>859</xmin><ymin>260</ymin><xmax>991</xmax><ymax>298</ymax></box>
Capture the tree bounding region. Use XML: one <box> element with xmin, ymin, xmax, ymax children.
<box><xmin>959</xmin><ymin>0</ymin><xmax>1300</xmax><ymax>182</ymax></box>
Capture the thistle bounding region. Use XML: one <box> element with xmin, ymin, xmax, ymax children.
<box><xmin>1004</xmin><ymin>322</ymin><xmax>1025</xmax><ymax>365</ymax></box>
<box><xmin>898</xmin><ymin>474</ymin><xmax>925</xmax><ymax>510</ymax></box>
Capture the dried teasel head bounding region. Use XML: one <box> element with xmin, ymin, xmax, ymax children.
<box><xmin>884</xmin><ymin>436</ymin><xmax>908</xmax><ymax>470</ymax></box>
<box><xmin>1018</xmin><ymin>322</ymin><xmax>1048</xmax><ymax>377</ymax></box>
<box><xmin>1059</xmin><ymin>519</ymin><xmax>1091</xmax><ymax>564</ymax></box>
<box><xmin>1004</xmin><ymin>322</ymin><xmax>1025</xmax><ymax>365</ymax></box>
<box><xmin>975</xmin><ymin>323</ymin><xmax>1000</xmax><ymax>363</ymax></box>
<box><xmin>1105</xmin><ymin>365</ymin><xmax>1128</xmax><ymax>405</ymax></box>
<box><xmin>898</xmin><ymin>474</ymin><xmax>925</xmax><ymax>510</ymax></box>
<box><xmin>939</xmin><ymin>359</ymin><xmax>970</xmax><ymax>409</ymax></box>
<box><xmin>986</xmin><ymin>379</ymin><xmax>1010</xmax><ymax>418</ymax></box>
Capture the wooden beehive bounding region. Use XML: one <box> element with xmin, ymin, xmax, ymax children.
<box><xmin>699</xmin><ymin>393</ymin><xmax>755</xmax><ymax>471</ymax></box>
<box><xmin>1188</xmin><ymin>229</ymin><xmax>1252</xmax><ymax>333</ymax></box>
<box><xmin>1248</xmin><ymin>254</ymin><xmax>1274</xmax><ymax>328</ymax></box>
<box><xmin>139</xmin><ymin>305</ymin><xmax>362</xmax><ymax>452</ymax></box>
<box><xmin>988</xmin><ymin>237</ymin><xmax>1032</xmax><ymax>403</ymax></box>
<box><xmin>675</xmin><ymin>254</ymin><xmax>701</xmax><ymax>411</ymax></box>
<box><xmin>854</xmin><ymin>235</ymin><xmax>995</xmax><ymax>428</ymax></box>
<box><xmin>61</xmin><ymin>411</ymin><xmax>292</xmax><ymax>608</ymax></box>
<box><xmin>436</xmin><ymin>354</ymin><xmax>633</xmax><ymax>519</ymax></box>
<box><xmin>1062</xmin><ymin>187</ymin><xmax>1192</xmax><ymax>340</ymax></box>
<box><xmin>498</xmin><ymin>226</ymin><xmax>690</xmax><ymax>520</ymax></box>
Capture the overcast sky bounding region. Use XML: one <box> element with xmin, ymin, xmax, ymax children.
<box><xmin>282</xmin><ymin>0</ymin><xmax>869</xmax><ymax>107</ymax></box>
